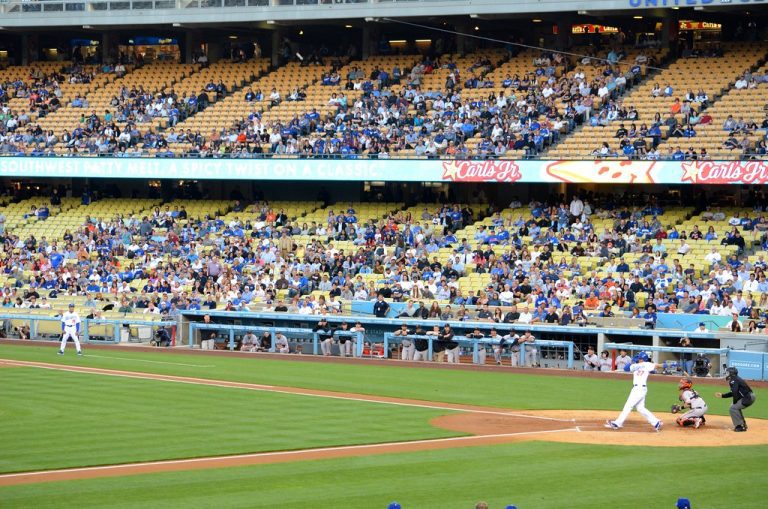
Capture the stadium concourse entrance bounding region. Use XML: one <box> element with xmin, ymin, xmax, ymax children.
<box><xmin>1</xmin><ymin>6</ymin><xmax>767</xmax><ymax>66</ymax></box>
<box><xmin>1</xmin><ymin>178</ymin><xmax>755</xmax><ymax>209</ymax></box>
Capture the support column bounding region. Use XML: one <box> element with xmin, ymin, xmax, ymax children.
<box><xmin>102</xmin><ymin>32</ymin><xmax>113</xmax><ymax>65</ymax></box>
<box><xmin>556</xmin><ymin>21</ymin><xmax>570</xmax><ymax>51</ymax></box>
<box><xmin>206</xmin><ymin>40</ymin><xmax>224</xmax><ymax>63</ymax></box>
<box><xmin>362</xmin><ymin>25</ymin><xmax>371</xmax><ymax>59</ymax></box>
<box><xmin>455</xmin><ymin>23</ymin><xmax>475</xmax><ymax>56</ymax></box>
<box><xmin>184</xmin><ymin>31</ymin><xmax>197</xmax><ymax>64</ymax></box>
<box><xmin>271</xmin><ymin>28</ymin><xmax>282</xmax><ymax>67</ymax></box>
<box><xmin>21</xmin><ymin>34</ymin><xmax>29</xmax><ymax>65</ymax></box>
<box><xmin>455</xmin><ymin>23</ymin><xmax>469</xmax><ymax>56</ymax></box>
<box><xmin>661</xmin><ymin>15</ymin><xmax>676</xmax><ymax>49</ymax></box>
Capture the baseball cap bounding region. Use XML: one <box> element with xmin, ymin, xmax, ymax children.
<box><xmin>68</xmin><ymin>303</ymin><xmax>75</xmax><ymax>308</ymax></box>
<box><xmin>388</xmin><ymin>503</ymin><xmax>401</xmax><ymax>509</ymax></box>
<box><xmin>698</xmin><ymin>322</ymin><xmax>705</xmax><ymax>327</ymax></box>
<box><xmin>677</xmin><ymin>498</ymin><xmax>691</xmax><ymax>509</ymax></box>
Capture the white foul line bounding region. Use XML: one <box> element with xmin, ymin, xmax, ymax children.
<box><xmin>83</xmin><ymin>354</ymin><xmax>215</xmax><ymax>368</ymax></box>
<box><xmin>0</xmin><ymin>358</ymin><xmax>574</xmax><ymax>423</ymax></box>
<box><xmin>0</xmin><ymin>427</ymin><xmax>579</xmax><ymax>480</ymax></box>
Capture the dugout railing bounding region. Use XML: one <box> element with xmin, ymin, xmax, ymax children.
<box><xmin>382</xmin><ymin>332</ymin><xmax>575</xmax><ymax>367</ymax></box>
<box><xmin>603</xmin><ymin>342</ymin><xmax>731</xmax><ymax>377</ymax></box>
<box><xmin>0</xmin><ymin>312</ymin><xmax>176</xmax><ymax>344</ymax></box>
<box><xmin>188</xmin><ymin>321</ymin><xmax>365</xmax><ymax>355</ymax></box>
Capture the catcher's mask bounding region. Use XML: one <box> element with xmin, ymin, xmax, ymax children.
<box><xmin>726</xmin><ymin>366</ymin><xmax>739</xmax><ymax>380</ymax></box>
<box><xmin>678</xmin><ymin>378</ymin><xmax>693</xmax><ymax>391</ymax></box>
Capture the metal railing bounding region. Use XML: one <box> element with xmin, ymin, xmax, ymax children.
<box><xmin>0</xmin><ymin>312</ymin><xmax>176</xmax><ymax>343</ymax></box>
<box><xmin>188</xmin><ymin>321</ymin><xmax>365</xmax><ymax>354</ymax></box>
<box><xmin>382</xmin><ymin>332</ymin><xmax>575</xmax><ymax>366</ymax></box>
<box><xmin>4</xmin><ymin>151</ymin><xmax>754</xmax><ymax>162</ymax></box>
<box><xmin>0</xmin><ymin>0</ymin><xmax>436</xmax><ymax>14</ymax></box>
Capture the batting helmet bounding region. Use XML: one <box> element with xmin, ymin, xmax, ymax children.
<box><xmin>678</xmin><ymin>378</ymin><xmax>693</xmax><ymax>391</ymax></box>
<box><xmin>636</xmin><ymin>351</ymin><xmax>650</xmax><ymax>362</ymax></box>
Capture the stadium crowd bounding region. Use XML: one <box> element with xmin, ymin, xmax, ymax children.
<box><xmin>0</xmin><ymin>47</ymin><xmax>656</xmax><ymax>159</ymax></box>
<box><xmin>3</xmin><ymin>190</ymin><xmax>768</xmax><ymax>334</ymax></box>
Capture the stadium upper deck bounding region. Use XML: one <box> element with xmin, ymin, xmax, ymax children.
<box><xmin>0</xmin><ymin>0</ymin><xmax>758</xmax><ymax>28</ymax></box>
<box><xmin>0</xmin><ymin>2</ymin><xmax>767</xmax><ymax>186</ymax></box>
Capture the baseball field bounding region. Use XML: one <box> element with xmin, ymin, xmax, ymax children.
<box><xmin>1</xmin><ymin>342</ymin><xmax>767</xmax><ymax>509</ymax></box>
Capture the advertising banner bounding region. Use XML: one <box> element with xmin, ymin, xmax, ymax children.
<box><xmin>2</xmin><ymin>157</ymin><xmax>767</xmax><ymax>183</ymax></box>
<box><xmin>727</xmin><ymin>351</ymin><xmax>765</xmax><ymax>381</ymax></box>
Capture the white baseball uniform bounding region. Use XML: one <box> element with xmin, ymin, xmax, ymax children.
<box><xmin>680</xmin><ymin>388</ymin><xmax>708</xmax><ymax>421</ymax></box>
<box><xmin>612</xmin><ymin>361</ymin><xmax>661</xmax><ymax>428</ymax></box>
<box><xmin>60</xmin><ymin>309</ymin><xmax>82</xmax><ymax>353</ymax></box>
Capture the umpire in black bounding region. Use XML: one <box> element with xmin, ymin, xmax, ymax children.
<box><xmin>715</xmin><ymin>367</ymin><xmax>756</xmax><ymax>432</ymax></box>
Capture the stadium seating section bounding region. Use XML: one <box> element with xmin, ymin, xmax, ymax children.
<box><xmin>1</xmin><ymin>42</ymin><xmax>766</xmax><ymax>159</ymax></box>
<box><xmin>1</xmin><ymin>193</ymin><xmax>767</xmax><ymax>336</ymax></box>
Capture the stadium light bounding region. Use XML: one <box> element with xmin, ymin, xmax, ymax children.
<box><xmin>364</xmin><ymin>17</ymin><xmax>379</xmax><ymax>22</ymax></box>
<box><xmin>266</xmin><ymin>20</ymin><xmax>276</xmax><ymax>24</ymax></box>
<box><xmin>82</xmin><ymin>25</ymin><xmax>93</xmax><ymax>29</ymax></box>
<box><xmin>532</xmin><ymin>19</ymin><xmax>542</xmax><ymax>23</ymax></box>
<box><xmin>469</xmin><ymin>14</ymin><xmax>479</xmax><ymax>18</ymax></box>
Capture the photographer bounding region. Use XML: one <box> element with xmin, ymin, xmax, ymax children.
<box><xmin>151</xmin><ymin>327</ymin><xmax>171</xmax><ymax>347</ymax></box>
<box><xmin>679</xmin><ymin>336</ymin><xmax>694</xmax><ymax>374</ymax></box>
<box><xmin>693</xmin><ymin>353</ymin><xmax>711</xmax><ymax>377</ymax></box>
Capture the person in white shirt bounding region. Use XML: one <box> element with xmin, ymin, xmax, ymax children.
<box><xmin>677</xmin><ymin>240</ymin><xmax>691</xmax><ymax>255</ymax></box>
<box><xmin>569</xmin><ymin>196</ymin><xmax>584</xmax><ymax>219</ymax></box>
<box><xmin>704</xmin><ymin>248</ymin><xmax>722</xmax><ymax>266</ymax></box>
<box><xmin>605</xmin><ymin>351</ymin><xmax>663</xmax><ymax>431</ymax></box>
<box><xmin>58</xmin><ymin>303</ymin><xmax>83</xmax><ymax>355</ymax></box>
<box><xmin>743</xmin><ymin>273</ymin><xmax>759</xmax><ymax>293</ymax></box>
<box><xmin>517</xmin><ymin>306</ymin><xmax>533</xmax><ymax>324</ymax></box>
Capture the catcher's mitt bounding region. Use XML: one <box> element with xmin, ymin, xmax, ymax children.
<box><xmin>670</xmin><ymin>404</ymin><xmax>681</xmax><ymax>414</ymax></box>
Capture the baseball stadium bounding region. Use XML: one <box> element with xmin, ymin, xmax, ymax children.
<box><xmin>1</xmin><ymin>1</ymin><xmax>768</xmax><ymax>508</ymax></box>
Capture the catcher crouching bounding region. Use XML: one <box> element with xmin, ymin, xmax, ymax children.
<box><xmin>672</xmin><ymin>378</ymin><xmax>708</xmax><ymax>428</ymax></box>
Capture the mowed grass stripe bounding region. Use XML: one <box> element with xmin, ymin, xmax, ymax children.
<box><xmin>0</xmin><ymin>368</ymin><xmax>460</xmax><ymax>474</ymax></box>
<box><xmin>2</xmin><ymin>344</ymin><xmax>766</xmax><ymax>419</ymax></box>
<box><xmin>1</xmin><ymin>441</ymin><xmax>766</xmax><ymax>509</ymax></box>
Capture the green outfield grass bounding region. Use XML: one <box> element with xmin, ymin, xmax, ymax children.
<box><xmin>1</xmin><ymin>343</ymin><xmax>766</xmax><ymax>419</ymax></box>
<box><xmin>2</xmin><ymin>441</ymin><xmax>767</xmax><ymax>509</ymax></box>
<box><xmin>2</xmin><ymin>342</ymin><xmax>767</xmax><ymax>509</ymax></box>
<box><xmin>0</xmin><ymin>367</ymin><xmax>459</xmax><ymax>473</ymax></box>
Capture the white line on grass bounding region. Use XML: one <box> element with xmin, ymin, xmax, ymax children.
<box><xmin>83</xmin><ymin>354</ymin><xmax>215</xmax><ymax>368</ymax></box>
<box><xmin>0</xmin><ymin>427</ymin><xmax>580</xmax><ymax>480</ymax></box>
<box><xmin>0</xmin><ymin>359</ymin><xmax>575</xmax><ymax>422</ymax></box>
